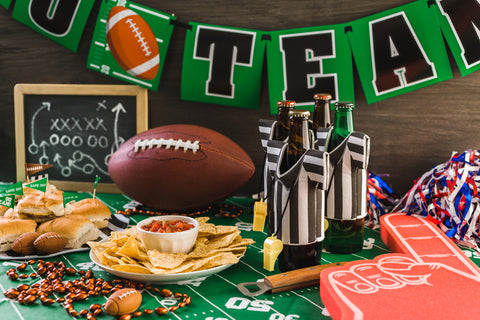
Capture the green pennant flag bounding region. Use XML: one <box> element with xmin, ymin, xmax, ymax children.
<box><xmin>0</xmin><ymin>194</ymin><xmax>15</xmax><ymax>209</ymax></box>
<box><xmin>3</xmin><ymin>181</ymin><xmax>23</xmax><ymax>196</ymax></box>
<box><xmin>63</xmin><ymin>191</ymin><xmax>78</xmax><ymax>207</ymax></box>
<box><xmin>266</xmin><ymin>23</ymin><xmax>355</xmax><ymax>114</ymax></box>
<box><xmin>181</xmin><ymin>22</ymin><xmax>266</xmax><ymax>109</ymax></box>
<box><xmin>87</xmin><ymin>0</ymin><xmax>175</xmax><ymax>91</ymax></box>
<box><xmin>11</xmin><ymin>0</ymin><xmax>95</xmax><ymax>52</ymax></box>
<box><xmin>434</xmin><ymin>0</ymin><xmax>480</xmax><ymax>76</ymax></box>
<box><xmin>0</xmin><ymin>0</ymin><xmax>12</xmax><ymax>10</ymax></box>
<box><xmin>24</xmin><ymin>177</ymin><xmax>48</xmax><ymax>193</ymax></box>
<box><xmin>347</xmin><ymin>0</ymin><xmax>452</xmax><ymax>103</ymax></box>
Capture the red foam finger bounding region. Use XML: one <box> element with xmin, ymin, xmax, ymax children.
<box><xmin>320</xmin><ymin>213</ymin><xmax>480</xmax><ymax>320</ymax></box>
<box><xmin>381</xmin><ymin>213</ymin><xmax>480</xmax><ymax>276</ymax></box>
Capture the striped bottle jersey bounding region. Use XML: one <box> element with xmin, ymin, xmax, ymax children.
<box><xmin>258</xmin><ymin>119</ymin><xmax>276</xmax><ymax>199</ymax></box>
<box><xmin>266</xmin><ymin>139</ymin><xmax>328</xmax><ymax>245</ymax></box>
<box><xmin>316</xmin><ymin>127</ymin><xmax>370</xmax><ymax>220</ymax></box>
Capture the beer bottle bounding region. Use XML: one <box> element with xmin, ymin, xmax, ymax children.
<box><xmin>324</xmin><ymin>101</ymin><xmax>364</xmax><ymax>253</ymax></box>
<box><xmin>312</xmin><ymin>93</ymin><xmax>332</xmax><ymax>130</ymax></box>
<box><xmin>327</xmin><ymin>101</ymin><xmax>354</xmax><ymax>152</ymax></box>
<box><xmin>267</xmin><ymin>100</ymin><xmax>295</xmax><ymax>236</ymax></box>
<box><xmin>278</xmin><ymin>109</ymin><xmax>321</xmax><ymax>271</ymax></box>
<box><xmin>273</xmin><ymin>100</ymin><xmax>295</xmax><ymax>141</ymax></box>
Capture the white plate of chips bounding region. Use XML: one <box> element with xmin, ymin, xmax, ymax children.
<box><xmin>90</xmin><ymin>249</ymin><xmax>236</xmax><ymax>284</ymax></box>
<box><xmin>88</xmin><ymin>217</ymin><xmax>254</xmax><ymax>284</ymax></box>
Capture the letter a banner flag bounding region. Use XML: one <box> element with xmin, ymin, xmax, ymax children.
<box><xmin>434</xmin><ymin>0</ymin><xmax>480</xmax><ymax>76</ymax></box>
<box><xmin>181</xmin><ymin>22</ymin><xmax>266</xmax><ymax>109</ymax></box>
<box><xmin>12</xmin><ymin>0</ymin><xmax>95</xmax><ymax>52</ymax></box>
<box><xmin>0</xmin><ymin>0</ymin><xmax>12</xmax><ymax>10</ymax></box>
<box><xmin>348</xmin><ymin>0</ymin><xmax>452</xmax><ymax>104</ymax></box>
<box><xmin>266</xmin><ymin>24</ymin><xmax>355</xmax><ymax>115</ymax></box>
<box><xmin>87</xmin><ymin>0</ymin><xmax>175</xmax><ymax>91</ymax></box>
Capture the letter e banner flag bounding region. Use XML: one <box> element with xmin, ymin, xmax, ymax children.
<box><xmin>12</xmin><ymin>0</ymin><xmax>95</xmax><ymax>52</ymax></box>
<box><xmin>434</xmin><ymin>0</ymin><xmax>480</xmax><ymax>76</ymax></box>
<box><xmin>348</xmin><ymin>0</ymin><xmax>452</xmax><ymax>104</ymax></box>
<box><xmin>0</xmin><ymin>0</ymin><xmax>12</xmax><ymax>10</ymax></box>
<box><xmin>181</xmin><ymin>22</ymin><xmax>266</xmax><ymax>109</ymax></box>
<box><xmin>87</xmin><ymin>0</ymin><xmax>174</xmax><ymax>91</ymax></box>
<box><xmin>266</xmin><ymin>24</ymin><xmax>355</xmax><ymax>115</ymax></box>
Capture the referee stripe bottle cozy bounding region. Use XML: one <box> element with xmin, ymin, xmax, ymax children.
<box><xmin>273</xmin><ymin>109</ymin><xmax>328</xmax><ymax>272</ymax></box>
<box><xmin>258</xmin><ymin>100</ymin><xmax>295</xmax><ymax>236</ymax></box>
<box><xmin>320</xmin><ymin>101</ymin><xmax>370</xmax><ymax>254</ymax></box>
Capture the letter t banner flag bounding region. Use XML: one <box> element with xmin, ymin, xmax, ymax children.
<box><xmin>348</xmin><ymin>0</ymin><xmax>452</xmax><ymax>104</ymax></box>
<box><xmin>266</xmin><ymin>24</ymin><xmax>355</xmax><ymax>115</ymax></box>
<box><xmin>181</xmin><ymin>22</ymin><xmax>266</xmax><ymax>109</ymax></box>
<box><xmin>12</xmin><ymin>0</ymin><xmax>95</xmax><ymax>52</ymax></box>
<box><xmin>434</xmin><ymin>0</ymin><xmax>480</xmax><ymax>76</ymax></box>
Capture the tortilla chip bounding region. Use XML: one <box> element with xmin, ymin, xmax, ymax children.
<box><xmin>111</xmin><ymin>264</ymin><xmax>152</xmax><ymax>274</ymax></box>
<box><xmin>148</xmin><ymin>250</ymin><xmax>189</xmax><ymax>269</ymax></box>
<box><xmin>206</xmin><ymin>230</ymin><xmax>241</xmax><ymax>249</ymax></box>
<box><xmin>116</xmin><ymin>235</ymin><xmax>147</xmax><ymax>261</ymax></box>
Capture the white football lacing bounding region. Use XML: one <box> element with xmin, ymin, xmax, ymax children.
<box><xmin>133</xmin><ymin>138</ymin><xmax>200</xmax><ymax>154</ymax></box>
<box><xmin>125</xmin><ymin>18</ymin><xmax>152</xmax><ymax>56</ymax></box>
<box><xmin>118</xmin><ymin>289</ymin><xmax>138</xmax><ymax>300</ymax></box>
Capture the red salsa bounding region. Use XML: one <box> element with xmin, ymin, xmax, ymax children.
<box><xmin>141</xmin><ymin>220</ymin><xmax>195</xmax><ymax>233</ymax></box>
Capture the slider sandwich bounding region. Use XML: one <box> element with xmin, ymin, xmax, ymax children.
<box><xmin>66</xmin><ymin>198</ymin><xmax>111</xmax><ymax>229</ymax></box>
<box><xmin>0</xmin><ymin>217</ymin><xmax>37</xmax><ymax>251</ymax></box>
<box><xmin>16</xmin><ymin>191</ymin><xmax>65</xmax><ymax>222</ymax></box>
<box><xmin>37</xmin><ymin>214</ymin><xmax>101</xmax><ymax>249</ymax></box>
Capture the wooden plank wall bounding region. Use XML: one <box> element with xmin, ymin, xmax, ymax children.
<box><xmin>1</xmin><ymin>0</ymin><xmax>479</xmax><ymax>198</ymax></box>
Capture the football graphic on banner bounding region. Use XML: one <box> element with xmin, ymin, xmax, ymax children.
<box><xmin>106</xmin><ymin>6</ymin><xmax>159</xmax><ymax>80</ymax></box>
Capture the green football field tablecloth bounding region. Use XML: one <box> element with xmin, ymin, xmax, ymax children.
<box><xmin>1</xmin><ymin>191</ymin><xmax>480</xmax><ymax>320</ymax></box>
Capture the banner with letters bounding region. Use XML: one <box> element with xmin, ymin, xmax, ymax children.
<box><xmin>0</xmin><ymin>0</ymin><xmax>12</xmax><ymax>10</ymax></box>
<box><xmin>86</xmin><ymin>0</ymin><xmax>175</xmax><ymax>91</ymax></box>
<box><xmin>3</xmin><ymin>0</ymin><xmax>480</xmax><ymax>109</ymax></box>
<box><xmin>266</xmin><ymin>24</ymin><xmax>355</xmax><ymax>114</ymax></box>
<box><xmin>434</xmin><ymin>0</ymin><xmax>480</xmax><ymax>76</ymax></box>
<box><xmin>347</xmin><ymin>0</ymin><xmax>452</xmax><ymax>103</ymax></box>
<box><xmin>181</xmin><ymin>22</ymin><xmax>266</xmax><ymax>109</ymax></box>
<box><xmin>12</xmin><ymin>0</ymin><xmax>95</xmax><ymax>52</ymax></box>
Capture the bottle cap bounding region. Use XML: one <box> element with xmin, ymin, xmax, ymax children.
<box><xmin>313</xmin><ymin>93</ymin><xmax>332</xmax><ymax>101</ymax></box>
<box><xmin>277</xmin><ymin>100</ymin><xmax>296</xmax><ymax>108</ymax></box>
<box><xmin>334</xmin><ymin>101</ymin><xmax>355</xmax><ymax>109</ymax></box>
<box><xmin>289</xmin><ymin>109</ymin><xmax>310</xmax><ymax>118</ymax></box>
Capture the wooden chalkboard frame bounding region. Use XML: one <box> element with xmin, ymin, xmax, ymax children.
<box><xmin>14</xmin><ymin>84</ymin><xmax>148</xmax><ymax>193</ymax></box>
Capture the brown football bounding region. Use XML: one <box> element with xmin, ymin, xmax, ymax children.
<box><xmin>33</xmin><ymin>232</ymin><xmax>67</xmax><ymax>254</ymax></box>
<box><xmin>104</xmin><ymin>288</ymin><xmax>142</xmax><ymax>316</ymax></box>
<box><xmin>11</xmin><ymin>232</ymin><xmax>40</xmax><ymax>255</ymax></box>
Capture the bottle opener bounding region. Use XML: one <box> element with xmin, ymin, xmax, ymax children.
<box><xmin>237</xmin><ymin>262</ymin><xmax>347</xmax><ymax>297</ymax></box>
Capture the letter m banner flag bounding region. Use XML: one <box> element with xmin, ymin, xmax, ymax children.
<box><xmin>434</xmin><ymin>0</ymin><xmax>480</xmax><ymax>76</ymax></box>
<box><xmin>348</xmin><ymin>0</ymin><xmax>452</xmax><ymax>104</ymax></box>
<box><xmin>181</xmin><ymin>22</ymin><xmax>266</xmax><ymax>109</ymax></box>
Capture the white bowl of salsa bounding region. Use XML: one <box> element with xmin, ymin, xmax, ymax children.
<box><xmin>136</xmin><ymin>215</ymin><xmax>200</xmax><ymax>253</ymax></box>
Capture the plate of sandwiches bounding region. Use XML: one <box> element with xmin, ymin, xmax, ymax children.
<box><xmin>0</xmin><ymin>183</ymin><xmax>129</xmax><ymax>260</ymax></box>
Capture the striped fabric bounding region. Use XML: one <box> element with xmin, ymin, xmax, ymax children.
<box><xmin>266</xmin><ymin>140</ymin><xmax>328</xmax><ymax>245</ymax></box>
<box><xmin>258</xmin><ymin>119</ymin><xmax>276</xmax><ymax>151</ymax></box>
<box><xmin>258</xmin><ymin>119</ymin><xmax>277</xmax><ymax>234</ymax></box>
<box><xmin>317</xmin><ymin>128</ymin><xmax>370</xmax><ymax>220</ymax></box>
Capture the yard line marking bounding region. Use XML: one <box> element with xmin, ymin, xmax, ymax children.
<box><xmin>215</xmin><ymin>273</ymin><xmax>283</xmax><ymax>314</ymax></box>
<box><xmin>0</xmin><ymin>283</ymin><xmax>25</xmax><ymax>320</ymax></box>
<box><xmin>186</xmin><ymin>284</ymin><xmax>235</xmax><ymax>320</ymax></box>
<box><xmin>143</xmin><ymin>290</ymin><xmax>182</xmax><ymax>320</ymax></box>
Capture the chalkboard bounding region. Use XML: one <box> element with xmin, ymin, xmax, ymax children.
<box><xmin>14</xmin><ymin>84</ymin><xmax>148</xmax><ymax>193</ymax></box>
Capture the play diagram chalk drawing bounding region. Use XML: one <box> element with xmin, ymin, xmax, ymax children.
<box><xmin>23</xmin><ymin>94</ymin><xmax>137</xmax><ymax>183</ymax></box>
